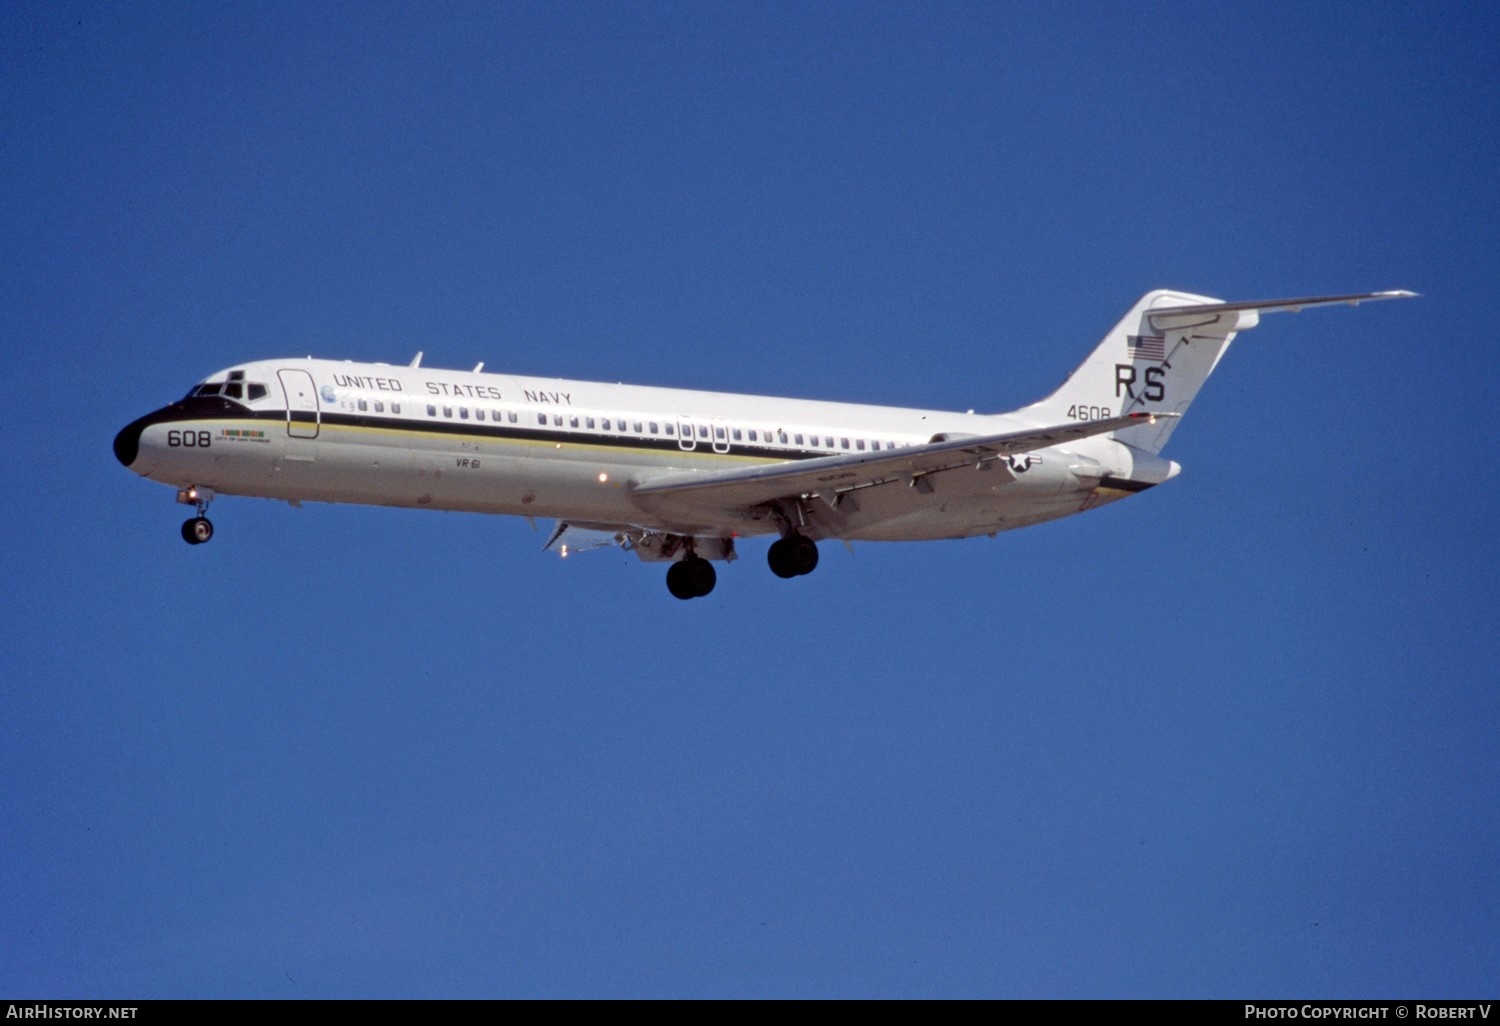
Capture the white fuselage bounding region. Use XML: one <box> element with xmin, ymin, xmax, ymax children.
<box><xmin>116</xmin><ymin>357</ymin><xmax>1158</xmax><ymax>544</ymax></box>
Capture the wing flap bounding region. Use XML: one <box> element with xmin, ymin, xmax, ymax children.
<box><xmin>631</xmin><ymin>411</ymin><xmax>1173</xmax><ymax>510</ymax></box>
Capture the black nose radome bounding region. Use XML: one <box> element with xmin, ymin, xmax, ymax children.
<box><xmin>114</xmin><ymin>419</ymin><xmax>143</xmax><ymax>467</ymax></box>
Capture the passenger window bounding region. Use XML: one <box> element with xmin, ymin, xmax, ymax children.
<box><xmin>570</xmin><ymin>416</ymin><xmax>579</xmax><ymax>428</ymax></box>
<box><xmin>715</xmin><ymin>426</ymin><xmax>725</xmax><ymax>440</ymax></box>
<box><xmin>553</xmin><ymin>415</ymin><xmax>563</xmax><ymax>426</ymax></box>
<box><xmin>634</xmin><ymin>421</ymin><xmax>644</xmax><ymax>432</ymax></box>
<box><xmin>665</xmin><ymin>424</ymin><xmax>674</xmax><ymax>436</ymax></box>
<box><xmin>444</xmin><ymin>407</ymin><xmax>453</xmax><ymax>418</ymax></box>
<box><xmin>474</xmin><ymin>409</ymin><xmax>484</xmax><ymax>421</ymax></box>
<box><xmin>778</xmin><ymin>430</ymin><xmax>788</xmax><ymax>444</ymax></box>
<box><xmin>649</xmin><ymin>421</ymin><xmax>659</xmax><ymax>433</ymax></box>
<box><xmin>856</xmin><ymin>439</ymin><xmax>866</xmax><ymax>450</ymax></box>
<box><xmin>507</xmin><ymin>411</ymin><xmax>516</xmax><ymax>423</ymax></box>
<box><xmin>870</xmin><ymin>440</ymin><xmax>879</xmax><ymax>451</ymax></box>
<box><xmin>460</xmin><ymin>407</ymin><xmax>469</xmax><ymax>419</ymax></box>
<box><xmin>374</xmin><ymin>400</ymin><xmax>384</xmax><ymax>413</ymax></box>
<box><xmin>428</xmin><ymin>405</ymin><xmax>437</xmax><ymax>416</ymax></box>
<box><xmin>392</xmin><ymin>403</ymin><xmax>401</xmax><ymax>414</ymax></box>
<box><xmin>732</xmin><ymin>428</ymin><xmax>742</xmax><ymax>441</ymax></box>
<box><xmin>748</xmin><ymin>429</ymin><xmax>758</xmax><ymax>442</ymax></box>
<box><xmin>357</xmin><ymin>398</ymin><xmax>368</xmax><ymax>411</ymax></box>
<box><xmin>586</xmin><ymin>417</ymin><xmax>595</xmax><ymax>429</ymax></box>
<box><xmin>841</xmin><ymin>437</ymin><xmax>850</xmax><ymax>449</ymax></box>
<box><xmin>795</xmin><ymin>434</ymin><xmax>804</xmax><ymax>445</ymax></box>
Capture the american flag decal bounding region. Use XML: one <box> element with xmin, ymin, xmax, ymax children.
<box><xmin>1126</xmin><ymin>333</ymin><xmax>1166</xmax><ymax>361</ymax></box>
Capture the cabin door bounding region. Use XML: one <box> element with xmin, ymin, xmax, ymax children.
<box><xmin>278</xmin><ymin>369</ymin><xmax>321</xmax><ymax>439</ymax></box>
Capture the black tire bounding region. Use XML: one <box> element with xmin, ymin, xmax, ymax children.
<box><xmin>181</xmin><ymin>517</ymin><xmax>213</xmax><ymax>545</ymax></box>
<box><xmin>767</xmin><ymin>538</ymin><xmax>798</xmax><ymax>578</ymax></box>
<box><xmin>666</xmin><ymin>560</ymin><xmax>697</xmax><ymax>599</ymax></box>
<box><xmin>788</xmin><ymin>534</ymin><xmax>819</xmax><ymax>576</ymax></box>
<box><xmin>668</xmin><ymin>557</ymin><xmax>717</xmax><ymax>599</ymax></box>
<box><xmin>685</xmin><ymin>557</ymin><xmax>716</xmax><ymax>597</ymax></box>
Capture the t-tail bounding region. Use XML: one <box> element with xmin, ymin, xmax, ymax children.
<box><xmin>1017</xmin><ymin>289</ymin><xmax>1416</xmax><ymax>455</ymax></box>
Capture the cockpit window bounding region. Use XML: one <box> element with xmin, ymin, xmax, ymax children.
<box><xmin>186</xmin><ymin>379</ymin><xmax>269</xmax><ymax>403</ymax></box>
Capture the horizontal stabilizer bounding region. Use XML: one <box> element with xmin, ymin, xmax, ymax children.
<box><xmin>1145</xmin><ymin>290</ymin><xmax>1417</xmax><ymax>319</ymax></box>
<box><xmin>1145</xmin><ymin>291</ymin><xmax>1417</xmax><ymax>332</ymax></box>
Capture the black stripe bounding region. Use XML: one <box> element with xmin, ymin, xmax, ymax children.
<box><xmin>114</xmin><ymin>397</ymin><xmax>248</xmax><ymax>467</ymax></box>
<box><xmin>119</xmin><ymin>398</ymin><xmax>836</xmax><ymax>464</ymax></box>
<box><xmin>315</xmin><ymin>410</ymin><xmax>834</xmax><ymax>462</ymax></box>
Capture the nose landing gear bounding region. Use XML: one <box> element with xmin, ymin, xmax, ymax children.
<box><xmin>176</xmin><ymin>486</ymin><xmax>215</xmax><ymax>545</ymax></box>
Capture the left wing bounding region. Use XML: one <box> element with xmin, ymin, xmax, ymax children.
<box><xmin>631</xmin><ymin>411</ymin><xmax>1172</xmax><ymax>511</ymax></box>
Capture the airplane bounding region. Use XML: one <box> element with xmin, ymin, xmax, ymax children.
<box><xmin>114</xmin><ymin>288</ymin><xmax>1413</xmax><ymax>599</ymax></box>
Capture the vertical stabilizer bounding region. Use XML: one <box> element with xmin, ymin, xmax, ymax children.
<box><xmin>1016</xmin><ymin>289</ymin><xmax>1414</xmax><ymax>455</ymax></box>
<box><xmin>1017</xmin><ymin>290</ymin><xmax>1246</xmax><ymax>455</ymax></box>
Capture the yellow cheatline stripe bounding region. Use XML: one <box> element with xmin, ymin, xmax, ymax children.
<box><xmin>191</xmin><ymin>417</ymin><xmax>785</xmax><ymax>467</ymax></box>
<box><xmin>319</xmin><ymin>420</ymin><xmax>775</xmax><ymax>463</ymax></box>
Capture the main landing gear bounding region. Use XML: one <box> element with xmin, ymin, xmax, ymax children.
<box><xmin>666</xmin><ymin>556</ymin><xmax>717</xmax><ymax>600</ymax></box>
<box><xmin>663</xmin><ymin>533</ymin><xmax>819</xmax><ymax>598</ymax></box>
<box><xmin>177</xmin><ymin>486</ymin><xmax>214</xmax><ymax>545</ymax></box>
<box><xmin>767</xmin><ymin>533</ymin><xmax>818</xmax><ymax>579</ymax></box>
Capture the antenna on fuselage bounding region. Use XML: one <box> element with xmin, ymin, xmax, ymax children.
<box><xmin>409</xmin><ymin>352</ymin><xmax>423</xmax><ymax>368</ymax></box>
<box><xmin>473</xmin><ymin>362</ymin><xmax>484</xmax><ymax>372</ymax></box>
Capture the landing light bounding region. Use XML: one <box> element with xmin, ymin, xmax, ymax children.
<box><xmin>598</xmin><ymin>472</ymin><xmax>609</xmax><ymax>483</ymax></box>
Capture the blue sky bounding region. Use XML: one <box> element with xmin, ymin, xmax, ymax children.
<box><xmin>3</xmin><ymin>0</ymin><xmax>1496</xmax><ymax>998</ymax></box>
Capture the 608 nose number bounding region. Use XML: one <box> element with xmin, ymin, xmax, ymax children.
<box><xmin>167</xmin><ymin>430</ymin><xmax>212</xmax><ymax>447</ymax></box>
